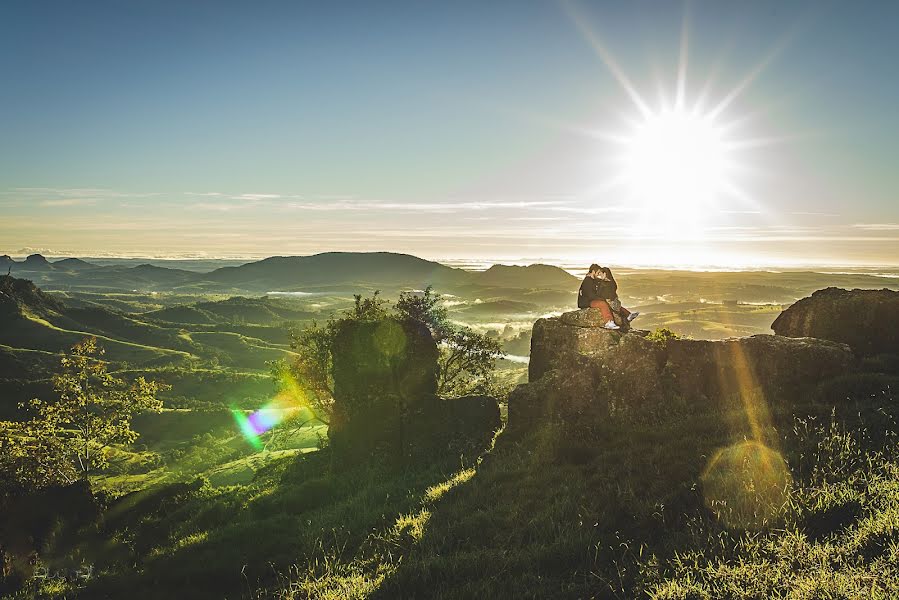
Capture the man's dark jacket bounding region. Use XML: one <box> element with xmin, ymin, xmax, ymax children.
<box><xmin>577</xmin><ymin>276</ymin><xmax>601</xmax><ymax>308</ymax></box>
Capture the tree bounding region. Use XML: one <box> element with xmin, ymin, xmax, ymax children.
<box><xmin>395</xmin><ymin>285</ymin><xmax>449</xmax><ymax>338</ymax></box>
<box><xmin>349</xmin><ymin>289</ymin><xmax>389</xmax><ymax>320</ymax></box>
<box><xmin>278</xmin><ymin>319</ymin><xmax>339</xmax><ymax>425</ymax></box>
<box><xmin>0</xmin><ymin>420</ymin><xmax>76</xmax><ymax>491</ymax></box>
<box><xmin>19</xmin><ymin>337</ymin><xmax>166</xmax><ymax>478</ymax></box>
<box><xmin>435</xmin><ymin>326</ymin><xmax>504</xmax><ymax>398</ymax></box>
<box><xmin>396</xmin><ymin>286</ymin><xmax>504</xmax><ymax>397</ymax></box>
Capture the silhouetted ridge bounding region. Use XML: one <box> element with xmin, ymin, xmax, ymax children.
<box><xmin>23</xmin><ymin>253</ymin><xmax>52</xmax><ymax>269</ymax></box>
<box><xmin>477</xmin><ymin>263</ymin><xmax>577</xmax><ymax>287</ymax></box>
<box><xmin>51</xmin><ymin>257</ymin><xmax>96</xmax><ymax>270</ymax></box>
<box><xmin>0</xmin><ymin>274</ymin><xmax>65</xmax><ymax>317</ymax></box>
<box><xmin>204</xmin><ymin>251</ymin><xmax>471</xmax><ymax>288</ymax></box>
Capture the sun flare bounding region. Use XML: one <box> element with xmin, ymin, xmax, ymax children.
<box><xmin>621</xmin><ymin>108</ymin><xmax>732</xmax><ymax>223</ymax></box>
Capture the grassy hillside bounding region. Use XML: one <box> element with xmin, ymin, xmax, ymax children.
<box><xmin>145</xmin><ymin>297</ymin><xmax>317</xmax><ymax>326</ymax></box>
<box><xmin>15</xmin><ymin>371</ymin><xmax>899</xmax><ymax>600</ymax></box>
<box><xmin>0</xmin><ymin>312</ymin><xmax>190</xmax><ymax>367</ymax></box>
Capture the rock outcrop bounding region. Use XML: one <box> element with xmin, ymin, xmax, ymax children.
<box><xmin>509</xmin><ymin>308</ymin><xmax>853</xmax><ymax>432</ymax></box>
<box><xmin>329</xmin><ymin>317</ymin><xmax>500</xmax><ymax>462</ymax></box>
<box><xmin>772</xmin><ymin>287</ymin><xmax>899</xmax><ymax>357</ymax></box>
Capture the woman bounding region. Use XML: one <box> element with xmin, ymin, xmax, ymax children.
<box><xmin>598</xmin><ymin>267</ymin><xmax>639</xmax><ymax>324</ymax></box>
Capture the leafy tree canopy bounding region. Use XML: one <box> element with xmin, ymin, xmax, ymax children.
<box><xmin>0</xmin><ymin>337</ymin><xmax>167</xmax><ymax>493</ymax></box>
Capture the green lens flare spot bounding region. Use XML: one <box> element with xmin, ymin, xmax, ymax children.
<box><xmin>701</xmin><ymin>440</ymin><xmax>792</xmax><ymax>530</ymax></box>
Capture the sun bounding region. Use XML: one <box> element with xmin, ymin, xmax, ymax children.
<box><xmin>621</xmin><ymin>108</ymin><xmax>732</xmax><ymax>224</ymax></box>
<box><xmin>561</xmin><ymin>2</ymin><xmax>776</xmax><ymax>240</ymax></box>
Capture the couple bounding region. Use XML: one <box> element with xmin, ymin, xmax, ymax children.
<box><xmin>577</xmin><ymin>264</ymin><xmax>639</xmax><ymax>330</ymax></box>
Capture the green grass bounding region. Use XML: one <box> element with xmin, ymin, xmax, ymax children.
<box><xmin>187</xmin><ymin>331</ymin><xmax>294</xmax><ymax>369</ymax></box>
<box><xmin>15</xmin><ymin>378</ymin><xmax>898</xmax><ymax>600</ymax></box>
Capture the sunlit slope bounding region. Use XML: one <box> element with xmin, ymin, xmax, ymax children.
<box><xmin>144</xmin><ymin>296</ymin><xmax>317</xmax><ymax>326</ymax></box>
<box><xmin>633</xmin><ymin>302</ymin><xmax>786</xmax><ymax>339</ymax></box>
<box><xmin>0</xmin><ymin>277</ymin><xmax>295</xmax><ymax>374</ymax></box>
<box><xmin>0</xmin><ymin>308</ymin><xmax>191</xmax><ymax>366</ymax></box>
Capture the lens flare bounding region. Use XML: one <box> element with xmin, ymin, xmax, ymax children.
<box><xmin>231</xmin><ymin>408</ymin><xmax>263</xmax><ymax>450</ymax></box>
<box><xmin>701</xmin><ymin>440</ymin><xmax>792</xmax><ymax>530</ymax></box>
<box><xmin>232</xmin><ymin>368</ymin><xmax>318</xmax><ymax>448</ymax></box>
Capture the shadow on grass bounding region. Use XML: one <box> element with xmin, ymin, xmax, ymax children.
<box><xmin>368</xmin><ymin>416</ymin><xmax>731</xmax><ymax>600</ymax></box>
<box><xmin>74</xmin><ymin>437</ymin><xmax>494</xmax><ymax>600</ymax></box>
<box><xmin>369</xmin><ymin>378</ymin><xmax>899</xmax><ymax>599</ymax></box>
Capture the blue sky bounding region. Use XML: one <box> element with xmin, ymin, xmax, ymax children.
<box><xmin>2</xmin><ymin>0</ymin><xmax>898</xmax><ymax>266</ymax></box>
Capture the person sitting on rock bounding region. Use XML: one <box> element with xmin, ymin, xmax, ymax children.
<box><xmin>598</xmin><ymin>266</ymin><xmax>639</xmax><ymax>325</ymax></box>
<box><xmin>577</xmin><ymin>263</ymin><xmax>619</xmax><ymax>330</ymax></box>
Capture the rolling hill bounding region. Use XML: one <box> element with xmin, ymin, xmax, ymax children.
<box><xmin>3</xmin><ymin>252</ymin><xmax>582</xmax><ymax>294</ymax></box>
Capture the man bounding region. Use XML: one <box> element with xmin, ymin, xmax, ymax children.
<box><xmin>577</xmin><ymin>264</ymin><xmax>619</xmax><ymax>330</ymax></box>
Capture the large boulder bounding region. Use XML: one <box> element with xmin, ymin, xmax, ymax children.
<box><xmin>509</xmin><ymin>309</ymin><xmax>853</xmax><ymax>433</ymax></box>
<box><xmin>328</xmin><ymin>317</ymin><xmax>500</xmax><ymax>462</ymax></box>
<box><xmin>664</xmin><ymin>334</ymin><xmax>853</xmax><ymax>411</ymax></box>
<box><xmin>329</xmin><ymin>318</ymin><xmax>439</xmax><ymax>459</ymax></box>
<box><xmin>529</xmin><ymin>309</ymin><xmax>643</xmax><ymax>381</ymax></box>
<box><xmin>772</xmin><ymin>287</ymin><xmax>899</xmax><ymax>357</ymax></box>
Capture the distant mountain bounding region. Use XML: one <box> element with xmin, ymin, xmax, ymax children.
<box><xmin>23</xmin><ymin>253</ymin><xmax>52</xmax><ymax>270</ymax></box>
<box><xmin>2</xmin><ymin>253</ymin><xmax>86</xmax><ymax>275</ymax></box>
<box><xmin>474</xmin><ymin>264</ymin><xmax>578</xmax><ymax>288</ymax></box>
<box><xmin>1</xmin><ymin>251</ymin><xmax>580</xmax><ymax>293</ymax></box>
<box><xmin>51</xmin><ymin>257</ymin><xmax>97</xmax><ymax>270</ymax></box>
<box><xmin>202</xmin><ymin>252</ymin><xmax>472</xmax><ymax>290</ymax></box>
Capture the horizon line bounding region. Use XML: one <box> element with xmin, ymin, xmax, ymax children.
<box><xmin>3</xmin><ymin>250</ymin><xmax>899</xmax><ymax>273</ymax></box>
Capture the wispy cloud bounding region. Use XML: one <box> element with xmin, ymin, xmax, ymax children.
<box><xmin>38</xmin><ymin>198</ymin><xmax>96</xmax><ymax>207</ymax></box>
<box><xmin>279</xmin><ymin>199</ymin><xmax>573</xmax><ymax>213</ymax></box>
<box><xmin>230</xmin><ymin>193</ymin><xmax>282</xmax><ymax>201</ymax></box>
<box><xmin>853</xmin><ymin>223</ymin><xmax>899</xmax><ymax>231</ymax></box>
<box><xmin>791</xmin><ymin>211</ymin><xmax>840</xmax><ymax>217</ymax></box>
<box><xmin>10</xmin><ymin>187</ymin><xmax>158</xmax><ymax>198</ymax></box>
<box><xmin>189</xmin><ymin>203</ymin><xmax>248</xmax><ymax>212</ymax></box>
